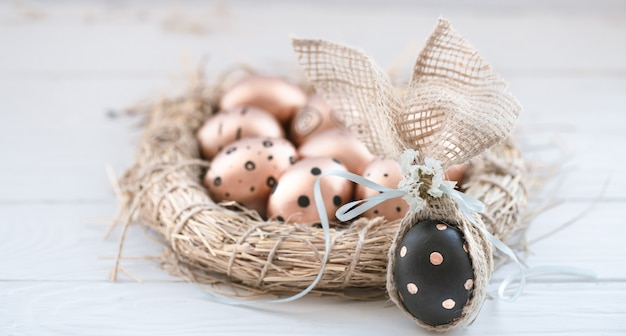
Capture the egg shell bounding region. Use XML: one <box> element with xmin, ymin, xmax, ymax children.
<box><xmin>394</xmin><ymin>220</ymin><xmax>474</xmax><ymax>327</ymax></box>
<box><xmin>355</xmin><ymin>157</ymin><xmax>407</xmax><ymax>221</ymax></box>
<box><xmin>298</xmin><ymin>129</ymin><xmax>374</xmax><ymax>176</ymax></box>
<box><xmin>197</xmin><ymin>106</ymin><xmax>284</xmax><ymax>160</ymax></box>
<box><xmin>445</xmin><ymin>164</ymin><xmax>467</xmax><ymax>184</ymax></box>
<box><xmin>267</xmin><ymin>157</ymin><xmax>353</xmax><ymax>225</ymax></box>
<box><xmin>204</xmin><ymin>137</ymin><xmax>297</xmax><ymax>217</ymax></box>
<box><xmin>219</xmin><ymin>76</ymin><xmax>307</xmax><ymax>124</ymax></box>
<box><xmin>289</xmin><ymin>94</ymin><xmax>344</xmax><ymax>146</ymax></box>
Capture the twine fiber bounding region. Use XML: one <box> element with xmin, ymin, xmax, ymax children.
<box><xmin>292</xmin><ymin>18</ymin><xmax>521</xmax><ymax>331</ymax></box>
<box><xmin>113</xmin><ymin>18</ymin><xmax>527</xmax><ymax>330</ymax></box>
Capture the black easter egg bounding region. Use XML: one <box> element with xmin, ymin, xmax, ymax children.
<box><xmin>394</xmin><ymin>220</ymin><xmax>474</xmax><ymax>327</ymax></box>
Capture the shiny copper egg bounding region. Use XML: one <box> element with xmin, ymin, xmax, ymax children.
<box><xmin>220</xmin><ymin>76</ymin><xmax>307</xmax><ymax>124</ymax></box>
<box><xmin>204</xmin><ymin>136</ymin><xmax>297</xmax><ymax>217</ymax></box>
<box><xmin>289</xmin><ymin>94</ymin><xmax>344</xmax><ymax>146</ymax></box>
<box><xmin>298</xmin><ymin>129</ymin><xmax>374</xmax><ymax>176</ymax></box>
<box><xmin>197</xmin><ymin>106</ymin><xmax>284</xmax><ymax>160</ymax></box>
<box><xmin>355</xmin><ymin>157</ymin><xmax>407</xmax><ymax>221</ymax></box>
<box><xmin>267</xmin><ymin>157</ymin><xmax>353</xmax><ymax>224</ymax></box>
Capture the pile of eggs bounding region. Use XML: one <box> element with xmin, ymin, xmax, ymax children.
<box><xmin>197</xmin><ymin>75</ymin><xmax>409</xmax><ymax>225</ymax></box>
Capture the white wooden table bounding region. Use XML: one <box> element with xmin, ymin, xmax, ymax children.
<box><xmin>1</xmin><ymin>1</ymin><xmax>625</xmax><ymax>335</ymax></box>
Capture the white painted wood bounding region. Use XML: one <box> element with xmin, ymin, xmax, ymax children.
<box><xmin>1</xmin><ymin>282</ymin><xmax>624</xmax><ymax>335</ymax></box>
<box><xmin>1</xmin><ymin>1</ymin><xmax>625</xmax><ymax>335</ymax></box>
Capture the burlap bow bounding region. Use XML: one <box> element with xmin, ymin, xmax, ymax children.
<box><xmin>293</xmin><ymin>18</ymin><xmax>522</xmax><ymax>331</ymax></box>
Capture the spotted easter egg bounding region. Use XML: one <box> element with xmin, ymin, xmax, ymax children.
<box><xmin>355</xmin><ymin>157</ymin><xmax>407</xmax><ymax>221</ymax></box>
<box><xmin>298</xmin><ymin>129</ymin><xmax>374</xmax><ymax>176</ymax></box>
<box><xmin>394</xmin><ymin>220</ymin><xmax>474</xmax><ymax>327</ymax></box>
<box><xmin>219</xmin><ymin>76</ymin><xmax>307</xmax><ymax>124</ymax></box>
<box><xmin>289</xmin><ymin>94</ymin><xmax>345</xmax><ymax>146</ymax></box>
<box><xmin>204</xmin><ymin>137</ymin><xmax>297</xmax><ymax>217</ymax></box>
<box><xmin>267</xmin><ymin>157</ymin><xmax>353</xmax><ymax>224</ymax></box>
<box><xmin>197</xmin><ymin>106</ymin><xmax>284</xmax><ymax>160</ymax></box>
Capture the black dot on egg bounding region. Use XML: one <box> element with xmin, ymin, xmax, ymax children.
<box><xmin>267</xmin><ymin>155</ymin><xmax>274</xmax><ymax>161</ymax></box>
<box><xmin>236</xmin><ymin>127</ymin><xmax>242</xmax><ymax>140</ymax></box>
<box><xmin>250</xmin><ymin>186</ymin><xmax>255</xmax><ymax>192</ymax></box>
<box><xmin>396</xmin><ymin>206</ymin><xmax>402</xmax><ymax>213</ymax></box>
<box><xmin>373</xmin><ymin>209</ymin><xmax>379</xmax><ymax>215</ymax></box>
<box><xmin>266</xmin><ymin>176</ymin><xmax>277</xmax><ymax>188</ymax></box>
<box><xmin>297</xmin><ymin>195</ymin><xmax>310</xmax><ymax>208</ymax></box>
<box><xmin>225</xmin><ymin>192</ymin><xmax>230</xmax><ymax>197</ymax></box>
<box><xmin>276</xmin><ymin>216</ymin><xmax>284</xmax><ymax>222</ymax></box>
<box><xmin>244</xmin><ymin>161</ymin><xmax>256</xmax><ymax>171</ymax></box>
<box><xmin>225</xmin><ymin>147</ymin><xmax>237</xmax><ymax>155</ymax></box>
<box><xmin>263</xmin><ymin>140</ymin><xmax>273</xmax><ymax>147</ymax></box>
<box><xmin>289</xmin><ymin>156</ymin><xmax>296</xmax><ymax>164</ymax></box>
<box><xmin>384</xmin><ymin>173</ymin><xmax>389</xmax><ymax>177</ymax></box>
<box><xmin>213</xmin><ymin>176</ymin><xmax>222</xmax><ymax>187</ymax></box>
<box><xmin>333</xmin><ymin>195</ymin><xmax>342</xmax><ymax>206</ymax></box>
<box><xmin>332</xmin><ymin>158</ymin><xmax>341</xmax><ymax>164</ymax></box>
<box><xmin>310</xmin><ymin>167</ymin><xmax>321</xmax><ymax>176</ymax></box>
<box><xmin>241</xmin><ymin>107</ymin><xmax>249</xmax><ymax>115</ymax></box>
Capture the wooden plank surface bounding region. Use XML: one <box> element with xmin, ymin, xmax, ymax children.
<box><xmin>1</xmin><ymin>1</ymin><xmax>625</xmax><ymax>335</ymax></box>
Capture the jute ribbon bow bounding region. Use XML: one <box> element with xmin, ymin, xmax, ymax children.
<box><xmin>292</xmin><ymin>19</ymin><xmax>522</xmax><ymax>331</ymax></box>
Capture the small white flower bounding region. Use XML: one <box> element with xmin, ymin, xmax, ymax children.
<box><xmin>399</xmin><ymin>149</ymin><xmax>418</xmax><ymax>176</ymax></box>
<box><xmin>403</xmin><ymin>192</ymin><xmax>427</xmax><ymax>213</ymax></box>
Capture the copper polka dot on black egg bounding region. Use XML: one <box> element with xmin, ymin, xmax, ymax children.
<box><xmin>394</xmin><ymin>219</ymin><xmax>474</xmax><ymax>327</ymax></box>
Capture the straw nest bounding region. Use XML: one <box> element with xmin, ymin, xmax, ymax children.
<box><xmin>111</xmin><ymin>75</ymin><xmax>529</xmax><ymax>299</ymax></box>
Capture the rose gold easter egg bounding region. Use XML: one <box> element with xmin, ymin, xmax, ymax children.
<box><xmin>356</xmin><ymin>157</ymin><xmax>408</xmax><ymax>221</ymax></box>
<box><xmin>197</xmin><ymin>106</ymin><xmax>284</xmax><ymax>160</ymax></box>
<box><xmin>298</xmin><ymin>129</ymin><xmax>374</xmax><ymax>176</ymax></box>
<box><xmin>289</xmin><ymin>94</ymin><xmax>345</xmax><ymax>146</ymax></box>
<box><xmin>219</xmin><ymin>76</ymin><xmax>307</xmax><ymax>124</ymax></box>
<box><xmin>445</xmin><ymin>163</ymin><xmax>468</xmax><ymax>184</ymax></box>
<box><xmin>267</xmin><ymin>157</ymin><xmax>353</xmax><ymax>225</ymax></box>
<box><xmin>204</xmin><ymin>136</ymin><xmax>297</xmax><ymax>217</ymax></box>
